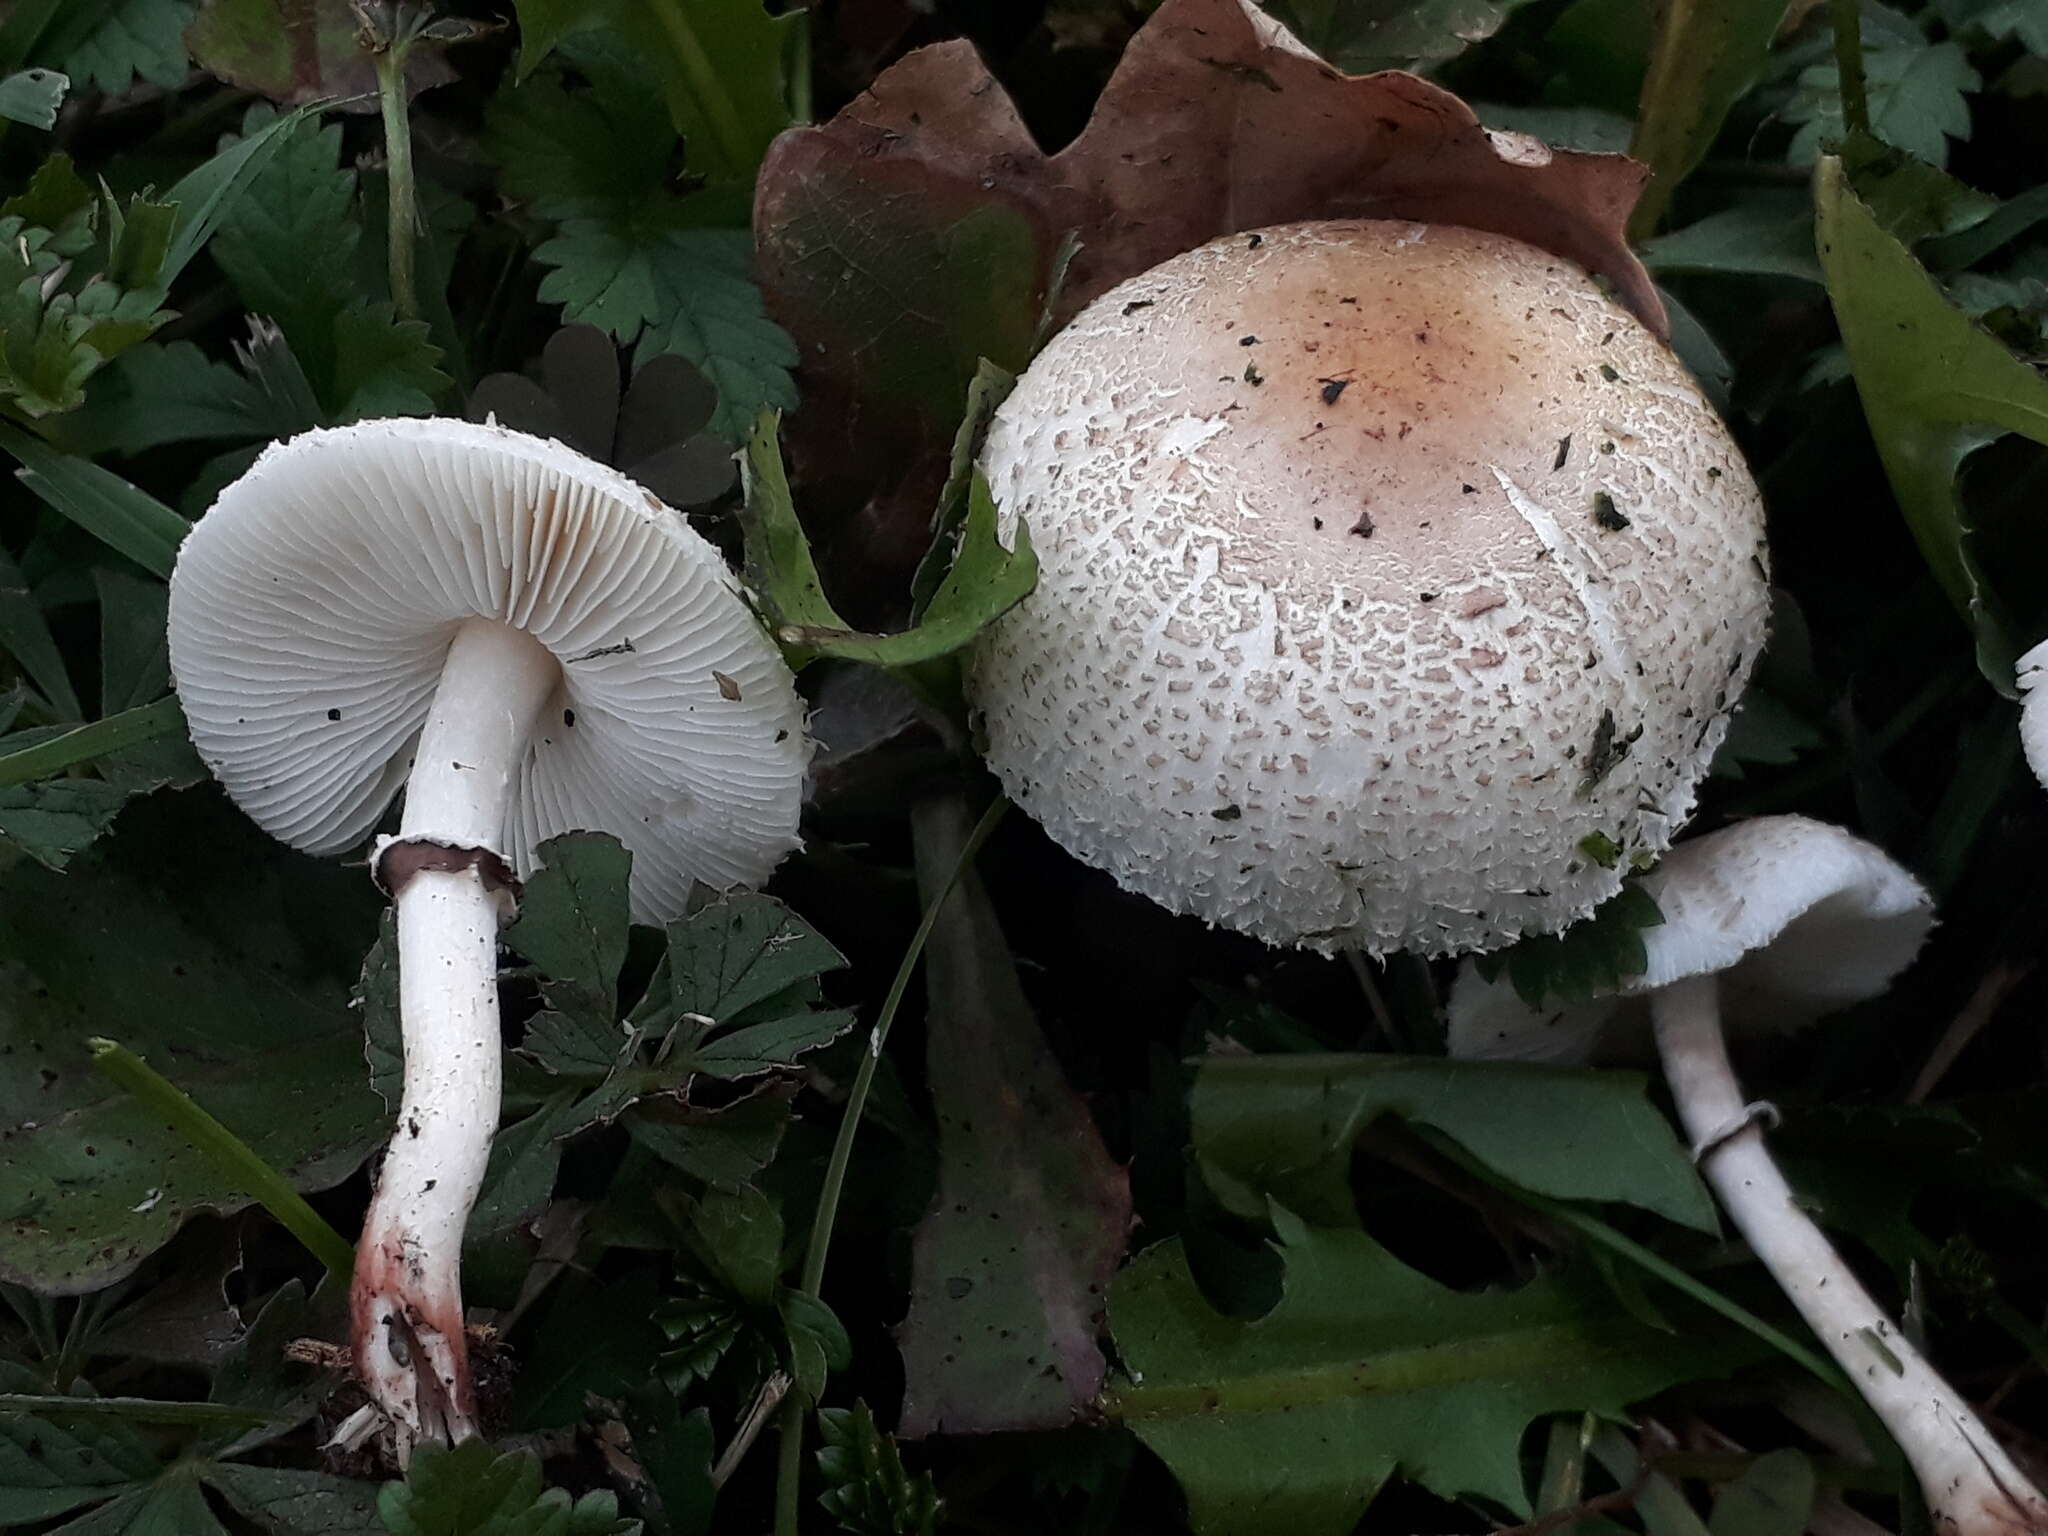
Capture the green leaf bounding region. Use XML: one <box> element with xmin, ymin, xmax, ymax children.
<box><xmin>1642</xmin><ymin>200</ymin><xmax>1825</xmax><ymax>284</ymax></box>
<box><xmin>0</xmin><ymin>794</ymin><xmax>384</xmax><ymax>1292</ymax></box>
<box><xmin>1263</xmin><ymin>0</ymin><xmax>1543</xmax><ymax>72</ymax></box>
<box><xmin>157</xmin><ymin>104</ymin><xmax>312</xmax><ymax>285</ymax></box>
<box><xmin>486</xmin><ymin>42</ymin><xmax>796</xmax><ymax>437</ymax></box>
<box><xmin>377</xmin><ymin>1440</ymin><xmax>639</xmax><ymax>1536</ymax></box>
<box><xmin>209</xmin><ymin>110</ymin><xmax>442</xmax><ymax>418</ymax></box>
<box><xmin>508</xmin><ymin>0</ymin><xmax>596</xmax><ymax>80</ymax></box>
<box><xmin>0</xmin><ymin>1364</ymin><xmax>158</xmax><ymax>1525</ymax></box>
<box><xmin>0</xmin><ymin>695</ymin><xmax>185</xmax><ymax>785</ymax></box>
<box><xmin>0</xmin><ymin>422</ymin><xmax>187</xmax><ymax>575</ymax></box>
<box><xmin>0</xmin><ymin>540</ymin><xmax>80</xmax><ymax>716</ymax></box>
<box><xmin>1190</xmin><ymin>1052</ymin><xmax>1717</xmax><ymax>1233</ymax></box>
<box><xmin>48</xmin><ymin>0</ymin><xmax>192</xmax><ymax>95</ymax></box>
<box><xmin>202</xmin><ymin>1464</ymin><xmax>384</xmax><ymax>1534</ymax></box>
<box><xmin>816</xmin><ymin>1400</ymin><xmax>942</xmax><ymax>1536</ymax></box>
<box><xmin>504</xmin><ymin>832</ymin><xmax>633</xmax><ymax>1015</ymax></box>
<box><xmin>740</xmin><ymin>419</ymin><xmax>1037</xmax><ymax>671</ymax></box>
<box><xmin>0</xmin><ymin>777</ymin><xmax>133</xmax><ymax>869</ymax></box>
<box><xmin>67</xmin><ymin>340</ymin><xmax>284</xmax><ymax>455</ymax></box>
<box><xmin>505</xmin><ymin>1268</ymin><xmax>668</xmax><ymax>1432</ymax></box>
<box><xmin>0</xmin><ymin>66</ymin><xmax>67</xmax><ymax>127</ymax></box>
<box><xmin>619</xmin><ymin>1388</ymin><xmax>716</xmax><ymax>1536</ymax></box>
<box><xmin>533</xmin><ymin>223</ymin><xmax>794</xmax><ymax>441</ymax></box>
<box><xmin>656</xmin><ymin>891</ymin><xmax>847</xmax><ymax>1027</ymax></box>
<box><xmin>1473</xmin><ymin>883</ymin><xmax>1666</xmax><ymax>1010</ymax></box>
<box><xmin>327</xmin><ymin>300</ymin><xmax>446</xmax><ymax>420</ymax></box>
<box><xmin>689</xmin><ymin>1009</ymin><xmax>857</xmax><ymax>1080</ymax></box>
<box><xmin>1106</xmin><ymin>1210</ymin><xmax>1761</xmax><ymax>1535</ymax></box>
<box><xmin>612</xmin><ymin>0</ymin><xmax>795</xmax><ymax>183</ymax></box>
<box><xmin>1815</xmin><ymin>153</ymin><xmax>2048</xmax><ymax>690</ymax></box>
<box><xmin>1789</xmin><ymin>39</ymin><xmax>1979</xmax><ymax>169</ymax></box>
<box><xmin>1628</xmin><ymin>0</ymin><xmax>1791</xmax><ymax>236</ymax></box>
<box><xmin>41</xmin><ymin>1472</ymin><xmax>225</xmax><ymax>1535</ymax></box>
<box><xmin>1708</xmin><ymin>1449</ymin><xmax>1815</xmax><ymax>1536</ymax></box>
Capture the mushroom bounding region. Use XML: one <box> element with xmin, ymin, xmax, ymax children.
<box><xmin>166</xmin><ymin>417</ymin><xmax>809</xmax><ymax>1453</ymax></box>
<box><xmin>967</xmin><ymin>220</ymin><xmax>1771</xmax><ymax>956</ymax></box>
<box><xmin>1450</xmin><ymin>815</ymin><xmax>2048</xmax><ymax>1536</ymax></box>
<box><xmin>2017</xmin><ymin>639</ymin><xmax>2048</xmax><ymax>791</ymax></box>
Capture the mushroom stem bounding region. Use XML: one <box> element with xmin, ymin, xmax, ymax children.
<box><xmin>352</xmin><ymin>619</ymin><xmax>558</xmax><ymax>1458</ymax></box>
<box><xmin>1652</xmin><ymin>975</ymin><xmax>2048</xmax><ymax>1536</ymax></box>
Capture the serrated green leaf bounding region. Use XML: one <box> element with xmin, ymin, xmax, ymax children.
<box><xmin>1789</xmin><ymin>39</ymin><xmax>1979</xmax><ymax>169</ymax></box>
<box><xmin>49</xmin><ymin>0</ymin><xmax>193</xmax><ymax>95</ymax></box>
<box><xmin>740</xmin><ymin>418</ymin><xmax>1037</xmax><ymax>671</ymax></box>
<box><xmin>1107</xmin><ymin>1210</ymin><xmax>1762</xmax><ymax>1536</ymax></box>
<box><xmin>486</xmin><ymin>42</ymin><xmax>795</xmax><ymax>436</ymax></box>
<box><xmin>1816</xmin><ymin>153</ymin><xmax>2048</xmax><ymax>690</ymax></box>
<box><xmin>534</xmin><ymin>223</ymin><xmax>794</xmax><ymax>440</ymax></box>
<box><xmin>689</xmin><ymin>1009</ymin><xmax>856</xmax><ymax>1080</ymax></box>
<box><xmin>40</xmin><ymin>1471</ymin><xmax>225</xmax><ymax>1535</ymax></box>
<box><xmin>327</xmin><ymin>299</ymin><xmax>446</xmax><ymax>420</ymax></box>
<box><xmin>377</xmin><ymin>1440</ymin><xmax>640</xmax><ymax>1536</ymax></box>
<box><xmin>1190</xmin><ymin>1052</ymin><xmax>1717</xmax><ymax>1233</ymax></box>
<box><xmin>816</xmin><ymin>1400</ymin><xmax>942</xmax><ymax>1536</ymax></box>
<box><xmin>505</xmin><ymin>831</ymin><xmax>634</xmax><ymax>1026</ymax></box>
<box><xmin>656</xmin><ymin>891</ymin><xmax>847</xmax><ymax>1028</ymax></box>
<box><xmin>0</xmin><ymin>776</ymin><xmax>133</xmax><ymax>869</ymax></box>
<box><xmin>1642</xmin><ymin>200</ymin><xmax>1825</xmax><ymax>284</ymax></box>
<box><xmin>0</xmin><ymin>66</ymin><xmax>67</xmax><ymax>127</ymax></box>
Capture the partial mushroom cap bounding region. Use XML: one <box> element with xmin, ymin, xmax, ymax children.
<box><xmin>2017</xmin><ymin>638</ymin><xmax>2048</xmax><ymax>791</ymax></box>
<box><xmin>1448</xmin><ymin>815</ymin><xmax>1935</xmax><ymax>1063</ymax></box>
<box><xmin>167</xmin><ymin>417</ymin><xmax>808</xmax><ymax>921</ymax></box>
<box><xmin>968</xmin><ymin>220</ymin><xmax>1771</xmax><ymax>955</ymax></box>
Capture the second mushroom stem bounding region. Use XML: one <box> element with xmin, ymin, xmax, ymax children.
<box><xmin>1652</xmin><ymin>975</ymin><xmax>2048</xmax><ymax>1536</ymax></box>
<box><xmin>351</xmin><ymin>618</ymin><xmax>558</xmax><ymax>1458</ymax></box>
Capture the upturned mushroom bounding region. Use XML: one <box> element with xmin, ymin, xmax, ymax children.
<box><xmin>167</xmin><ymin>417</ymin><xmax>809</xmax><ymax>1453</ymax></box>
<box><xmin>1450</xmin><ymin>815</ymin><xmax>2048</xmax><ymax>1536</ymax></box>
<box><xmin>967</xmin><ymin>220</ymin><xmax>1771</xmax><ymax>956</ymax></box>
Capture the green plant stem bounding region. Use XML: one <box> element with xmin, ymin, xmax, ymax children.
<box><xmin>0</xmin><ymin>1394</ymin><xmax>278</xmax><ymax>1427</ymax></box>
<box><xmin>1827</xmin><ymin>0</ymin><xmax>1870</xmax><ymax>141</ymax></box>
<box><xmin>87</xmin><ymin>1038</ymin><xmax>356</xmax><ymax>1283</ymax></box>
<box><xmin>645</xmin><ymin>0</ymin><xmax>756</xmax><ymax>178</ymax></box>
<box><xmin>374</xmin><ymin>40</ymin><xmax>420</xmax><ymax>322</ymax></box>
<box><xmin>772</xmin><ymin>794</ymin><xmax>1009</xmax><ymax>1536</ymax></box>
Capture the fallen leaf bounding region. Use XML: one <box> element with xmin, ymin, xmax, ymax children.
<box><xmin>755</xmin><ymin>0</ymin><xmax>1660</xmax><ymax>607</ymax></box>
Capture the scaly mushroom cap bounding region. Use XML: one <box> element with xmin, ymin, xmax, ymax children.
<box><xmin>967</xmin><ymin>220</ymin><xmax>1771</xmax><ymax>955</ymax></box>
<box><xmin>1448</xmin><ymin>815</ymin><xmax>1935</xmax><ymax>1063</ymax></box>
<box><xmin>168</xmin><ymin>417</ymin><xmax>808</xmax><ymax>921</ymax></box>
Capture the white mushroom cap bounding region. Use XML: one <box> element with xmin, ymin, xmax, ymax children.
<box><xmin>1447</xmin><ymin>815</ymin><xmax>1935</xmax><ymax>1063</ymax></box>
<box><xmin>167</xmin><ymin>417</ymin><xmax>808</xmax><ymax>920</ymax></box>
<box><xmin>2017</xmin><ymin>637</ymin><xmax>2048</xmax><ymax>791</ymax></box>
<box><xmin>967</xmin><ymin>220</ymin><xmax>1771</xmax><ymax>955</ymax></box>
